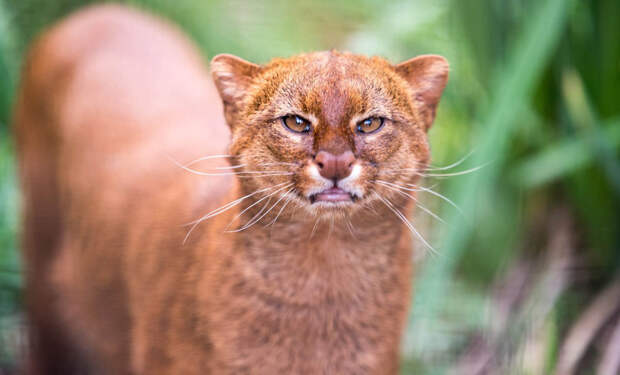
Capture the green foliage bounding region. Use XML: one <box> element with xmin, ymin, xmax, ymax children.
<box><xmin>0</xmin><ymin>0</ymin><xmax>618</xmax><ymax>373</ymax></box>
<box><xmin>409</xmin><ymin>0</ymin><xmax>574</xmax><ymax>353</ymax></box>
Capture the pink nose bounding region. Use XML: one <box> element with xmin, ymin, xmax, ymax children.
<box><xmin>315</xmin><ymin>150</ymin><xmax>355</xmax><ymax>180</ymax></box>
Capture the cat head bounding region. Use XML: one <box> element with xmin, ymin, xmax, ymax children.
<box><xmin>211</xmin><ymin>51</ymin><xmax>448</xmax><ymax>216</ymax></box>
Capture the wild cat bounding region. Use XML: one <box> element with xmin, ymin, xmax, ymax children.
<box><xmin>15</xmin><ymin>4</ymin><xmax>448</xmax><ymax>374</ymax></box>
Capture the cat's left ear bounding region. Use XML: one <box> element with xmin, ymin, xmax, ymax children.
<box><xmin>211</xmin><ymin>54</ymin><xmax>261</xmax><ymax>123</ymax></box>
<box><xmin>395</xmin><ymin>55</ymin><xmax>449</xmax><ymax>131</ymax></box>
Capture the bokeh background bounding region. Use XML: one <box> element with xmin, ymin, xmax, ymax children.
<box><xmin>0</xmin><ymin>0</ymin><xmax>619</xmax><ymax>374</ymax></box>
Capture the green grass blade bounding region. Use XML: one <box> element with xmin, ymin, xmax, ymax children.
<box><xmin>512</xmin><ymin>118</ymin><xmax>620</xmax><ymax>188</ymax></box>
<box><xmin>406</xmin><ymin>0</ymin><xmax>575</xmax><ymax>354</ymax></box>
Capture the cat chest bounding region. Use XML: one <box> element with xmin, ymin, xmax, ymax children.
<box><xmin>207</xmin><ymin>292</ymin><xmax>401</xmax><ymax>374</ymax></box>
<box><xmin>204</xmin><ymin>264</ymin><xmax>407</xmax><ymax>373</ymax></box>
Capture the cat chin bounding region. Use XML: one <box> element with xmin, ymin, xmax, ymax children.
<box><xmin>302</xmin><ymin>199</ymin><xmax>363</xmax><ymax>218</ymax></box>
<box><xmin>311</xmin><ymin>200</ymin><xmax>355</xmax><ymax>208</ymax></box>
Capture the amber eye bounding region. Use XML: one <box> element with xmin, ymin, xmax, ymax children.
<box><xmin>281</xmin><ymin>115</ymin><xmax>311</xmax><ymax>133</ymax></box>
<box><xmin>356</xmin><ymin>117</ymin><xmax>384</xmax><ymax>134</ymax></box>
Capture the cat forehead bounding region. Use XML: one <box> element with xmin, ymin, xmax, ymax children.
<box><xmin>264</xmin><ymin>51</ymin><xmax>393</xmax><ymax>82</ymax></box>
<box><xmin>260</xmin><ymin>51</ymin><xmax>406</xmax><ymax>122</ymax></box>
<box><xmin>267</xmin><ymin>50</ymin><xmax>366</xmax><ymax>65</ymax></box>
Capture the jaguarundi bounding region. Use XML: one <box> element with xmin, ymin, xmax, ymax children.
<box><xmin>15</xmin><ymin>4</ymin><xmax>449</xmax><ymax>374</ymax></box>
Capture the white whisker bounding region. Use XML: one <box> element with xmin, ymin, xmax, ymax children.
<box><xmin>406</xmin><ymin>184</ymin><xmax>463</xmax><ymax>215</ymax></box>
<box><xmin>169</xmin><ymin>156</ymin><xmax>293</xmax><ymax>177</ymax></box>
<box><xmin>215</xmin><ymin>164</ymin><xmax>245</xmax><ymax>170</ymax></box>
<box><xmin>345</xmin><ymin>217</ymin><xmax>358</xmax><ymax>240</ymax></box>
<box><xmin>260</xmin><ymin>162</ymin><xmax>298</xmax><ymax>167</ymax></box>
<box><xmin>418</xmin><ymin>162</ymin><xmax>491</xmax><ymax>178</ymax></box>
<box><xmin>266</xmin><ymin>188</ymin><xmax>296</xmax><ymax>227</ymax></box>
<box><xmin>228</xmin><ymin>196</ymin><xmax>273</xmax><ymax>232</ymax></box>
<box><xmin>327</xmin><ymin>216</ymin><xmax>335</xmax><ymax>241</ymax></box>
<box><xmin>183</xmin><ymin>182</ymin><xmax>288</xmax><ymax>243</ymax></box>
<box><xmin>375</xmin><ymin>179</ymin><xmax>463</xmax><ymax>216</ymax></box>
<box><xmin>375</xmin><ymin>180</ymin><xmax>423</xmax><ymax>192</ymax></box>
<box><xmin>376</xmin><ymin>194</ymin><xmax>439</xmax><ymax>256</ymax></box>
<box><xmin>216</xmin><ymin>162</ymin><xmax>297</xmax><ymax>172</ymax></box>
<box><xmin>422</xmin><ymin>150</ymin><xmax>475</xmax><ymax>171</ymax></box>
<box><xmin>225</xmin><ymin>183</ymin><xmax>294</xmax><ymax>233</ymax></box>
<box><xmin>310</xmin><ymin>217</ymin><xmax>320</xmax><ymax>239</ymax></box>
<box><xmin>361</xmin><ymin>199</ymin><xmax>381</xmax><ymax>217</ymax></box>
<box><xmin>180</xmin><ymin>154</ymin><xmax>233</xmax><ymax>167</ymax></box>
<box><xmin>383</xmin><ymin>160</ymin><xmax>489</xmax><ymax>178</ymax></box>
<box><xmin>375</xmin><ymin>181</ymin><xmax>446</xmax><ymax>224</ymax></box>
<box><xmin>229</xmin><ymin>185</ymin><xmax>295</xmax><ymax>232</ymax></box>
<box><xmin>235</xmin><ymin>174</ymin><xmax>295</xmax><ymax>178</ymax></box>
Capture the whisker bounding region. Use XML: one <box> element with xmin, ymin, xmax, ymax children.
<box><xmin>169</xmin><ymin>156</ymin><xmax>293</xmax><ymax>177</ymax></box>
<box><xmin>374</xmin><ymin>180</ymin><xmax>423</xmax><ymax>192</ymax></box>
<box><xmin>375</xmin><ymin>180</ymin><xmax>462</xmax><ymax>216</ymax></box>
<box><xmin>260</xmin><ymin>162</ymin><xmax>298</xmax><ymax>167</ymax></box>
<box><xmin>375</xmin><ymin>181</ymin><xmax>446</xmax><ymax>224</ymax></box>
<box><xmin>361</xmin><ymin>199</ymin><xmax>381</xmax><ymax>217</ymax></box>
<box><xmin>235</xmin><ymin>174</ymin><xmax>295</xmax><ymax>178</ymax></box>
<box><xmin>266</xmin><ymin>188</ymin><xmax>296</xmax><ymax>227</ymax></box>
<box><xmin>225</xmin><ymin>183</ymin><xmax>294</xmax><ymax>233</ymax></box>
<box><xmin>422</xmin><ymin>150</ymin><xmax>475</xmax><ymax>171</ymax></box>
<box><xmin>227</xmin><ymin>196</ymin><xmax>273</xmax><ymax>232</ymax></box>
<box><xmin>327</xmin><ymin>216</ymin><xmax>335</xmax><ymax>241</ymax></box>
<box><xmin>418</xmin><ymin>162</ymin><xmax>491</xmax><ymax>178</ymax></box>
<box><xmin>382</xmin><ymin>160</ymin><xmax>489</xmax><ymax>178</ymax></box>
<box><xmin>183</xmin><ymin>182</ymin><xmax>288</xmax><ymax>243</ymax></box>
<box><xmin>215</xmin><ymin>164</ymin><xmax>245</xmax><ymax>170</ymax></box>
<box><xmin>310</xmin><ymin>217</ymin><xmax>320</xmax><ymax>239</ymax></box>
<box><xmin>406</xmin><ymin>184</ymin><xmax>463</xmax><ymax>215</ymax></box>
<box><xmin>216</xmin><ymin>161</ymin><xmax>297</xmax><ymax>172</ymax></box>
<box><xmin>376</xmin><ymin>193</ymin><xmax>439</xmax><ymax>256</ymax></box>
<box><xmin>179</xmin><ymin>154</ymin><xmax>233</xmax><ymax>167</ymax></box>
<box><xmin>229</xmin><ymin>185</ymin><xmax>295</xmax><ymax>232</ymax></box>
<box><xmin>345</xmin><ymin>217</ymin><xmax>358</xmax><ymax>240</ymax></box>
<box><xmin>179</xmin><ymin>166</ymin><xmax>292</xmax><ymax>177</ymax></box>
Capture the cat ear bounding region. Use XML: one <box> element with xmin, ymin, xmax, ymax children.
<box><xmin>395</xmin><ymin>55</ymin><xmax>449</xmax><ymax>131</ymax></box>
<box><xmin>210</xmin><ymin>54</ymin><xmax>261</xmax><ymax>110</ymax></box>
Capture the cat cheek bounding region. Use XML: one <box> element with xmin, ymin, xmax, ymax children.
<box><xmin>357</xmin><ymin>140</ymin><xmax>400</xmax><ymax>165</ymax></box>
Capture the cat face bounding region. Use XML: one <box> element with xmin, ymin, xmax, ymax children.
<box><xmin>211</xmin><ymin>51</ymin><xmax>448</xmax><ymax>215</ymax></box>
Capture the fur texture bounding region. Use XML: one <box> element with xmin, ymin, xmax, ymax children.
<box><xmin>15</xmin><ymin>4</ymin><xmax>448</xmax><ymax>374</ymax></box>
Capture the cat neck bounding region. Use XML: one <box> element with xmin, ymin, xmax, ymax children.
<box><xmin>215</xmin><ymin>191</ymin><xmax>413</xmax><ymax>305</ymax></box>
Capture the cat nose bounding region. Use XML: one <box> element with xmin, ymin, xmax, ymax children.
<box><xmin>314</xmin><ymin>150</ymin><xmax>355</xmax><ymax>181</ymax></box>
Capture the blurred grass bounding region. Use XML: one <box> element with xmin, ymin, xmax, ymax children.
<box><xmin>512</xmin><ymin>118</ymin><xmax>620</xmax><ymax>189</ymax></box>
<box><xmin>408</xmin><ymin>0</ymin><xmax>573</xmax><ymax>354</ymax></box>
<box><xmin>0</xmin><ymin>0</ymin><xmax>619</xmax><ymax>373</ymax></box>
<box><xmin>0</xmin><ymin>0</ymin><xmax>20</xmax><ymax>368</ymax></box>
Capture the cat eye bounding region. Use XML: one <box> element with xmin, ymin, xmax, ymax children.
<box><xmin>356</xmin><ymin>117</ymin><xmax>385</xmax><ymax>134</ymax></box>
<box><xmin>281</xmin><ymin>115</ymin><xmax>311</xmax><ymax>133</ymax></box>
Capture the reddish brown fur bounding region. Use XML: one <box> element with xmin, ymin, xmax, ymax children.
<box><xmin>15</xmin><ymin>4</ymin><xmax>448</xmax><ymax>374</ymax></box>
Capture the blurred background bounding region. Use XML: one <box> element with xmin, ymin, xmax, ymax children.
<box><xmin>0</xmin><ymin>0</ymin><xmax>619</xmax><ymax>373</ymax></box>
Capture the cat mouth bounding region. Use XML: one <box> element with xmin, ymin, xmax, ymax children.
<box><xmin>310</xmin><ymin>187</ymin><xmax>355</xmax><ymax>204</ymax></box>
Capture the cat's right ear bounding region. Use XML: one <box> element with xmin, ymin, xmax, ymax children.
<box><xmin>211</xmin><ymin>54</ymin><xmax>261</xmax><ymax>117</ymax></box>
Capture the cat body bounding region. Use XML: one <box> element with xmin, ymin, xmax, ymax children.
<box><xmin>14</xmin><ymin>4</ymin><xmax>448</xmax><ymax>374</ymax></box>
